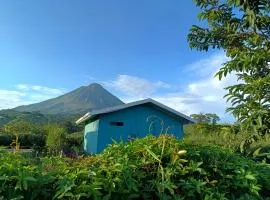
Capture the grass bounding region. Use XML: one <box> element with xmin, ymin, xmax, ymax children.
<box><xmin>184</xmin><ymin>124</ymin><xmax>270</xmax><ymax>153</ymax></box>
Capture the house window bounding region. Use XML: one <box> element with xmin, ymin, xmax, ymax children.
<box><xmin>110</xmin><ymin>122</ymin><xmax>124</xmax><ymax>126</ymax></box>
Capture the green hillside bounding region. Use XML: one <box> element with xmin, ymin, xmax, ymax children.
<box><xmin>14</xmin><ymin>83</ymin><xmax>123</xmax><ymax>115</ymax></box>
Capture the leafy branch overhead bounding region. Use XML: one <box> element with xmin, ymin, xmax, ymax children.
<box><xmin>188</xmin><ymin>0</ymin><xmax>270</xmax><ymax>135</ymax></box>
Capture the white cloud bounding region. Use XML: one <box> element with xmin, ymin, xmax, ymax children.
<box><xmin>0</xmin><ymin>85</ymin><xmax>66</xmax><ymax>110</ymax></box>
<box><xmin>153</xmin><ymin>73</ymin><xmax>237</xmax><ymax>119</ymax></box>
<box><xmin>105</xmin><ymin>75</ymin><xmax>171</xmax><ymax>98</ymax></box>
<box><xmin>16</xmin><ymin>84</ymin><xmax>65</xmax><ymax>95</ymax></box>
<box><xmin>111</xmin><ymin>53</ymin><xmax>237</xmax><ymax>122</ymax></box>
<box><xmin>16</xmin><ymin>84</ymin><xmax>30</xmax><ymax>91</ymax></box>
<box><xmin>0</xmin><ymin>90</ymin><xmax>27</xmax><ymax>109</ymax></box>
<box><xmin>184</xmin><ymin>53</ymin><xmax>228</xmax><ymax>77</ymax></box>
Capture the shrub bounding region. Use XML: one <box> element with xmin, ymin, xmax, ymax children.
<box><xmin>83</xmin><ymin>135</ymin><xmax>270</xmax><ymax>199</ymax></box>
<box><xmin>64</xmin><ymin>132</ymin><xmax>84</xmax><ymax>157</ymax></box>
<box><xmin>0</xmin><ymin>149</ymin><xmax>68</xmax><ymax>200</ymax></box>
<box><xmin>66</xmin><ymin>132</ymin><xmax>83</xmax><ymax>148</ymax></box>
<box><xmin>18</xmin><ymin>133</ymin><xmax>46</xmax><ymax>148</ymax></box>
<box><xmin>0</xmin><ymin>134</ymin><xmax>45</xmax><ymax>148</ymax></box>
<box><xmin>45</xmin><ymin>124</ymin><xmax>67</xmax><ymax>155</ymax></box>
<box><xmin>1</xmin><ymin>135</ymin><xmax>270</xmax><ymax>199</ymax></box>
<box><xmin>184</xmin><ymin>124</ymin><xmax>270</xmax><ymax>164</ymax></box>
<box><xmin>0</xmin><ymin>134</ymin><xmax>12</xmax><ymax>146</ymax></box>
<box><xmin>184</xmin><ymin>124</ymin><xmax>245</xmax><ymax>151</ymax></box>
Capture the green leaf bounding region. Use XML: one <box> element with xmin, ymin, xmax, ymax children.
<box><xmin>245</xmin><ymin>174</ymin><xmax>256</xmax><ymax>181</ymax></box>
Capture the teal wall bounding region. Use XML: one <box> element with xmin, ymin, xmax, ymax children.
<box><xmin>84</xmin><ymin>119</ymin><xmax>99</xmax><ymax>153</ymax></box>
<box><xmin>83</xmin><ymin>104</ymin><xmax>186</xmax><ymax>153</ymax></box>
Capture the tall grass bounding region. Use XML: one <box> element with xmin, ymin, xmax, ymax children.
<box><xmin>184</xmin><ymin>124</ymin><xmax>270</xmax><ymax>162</ymax></box>
<box><xmin>184</xmin><ymin>124</ymin><xmax>245</xmax><ymax>151</ymax></box>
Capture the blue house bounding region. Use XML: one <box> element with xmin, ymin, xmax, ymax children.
<box><xmin>76</xmin><ymin>99</ymin><xmax>195</xmax><ymax>154</ymax></box>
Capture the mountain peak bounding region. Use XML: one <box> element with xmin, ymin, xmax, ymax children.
<box><xmin>88</xmin><ymin>82</ymin><xmax>102</xmax><ymax>87</ymax></box>
<box><xmin>14</xmin><ymin>84</ymin><xmax>124</xmax><ymax>115</ymax></box>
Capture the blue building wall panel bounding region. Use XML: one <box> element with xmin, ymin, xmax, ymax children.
<box><xmin>94</xmin><ymin>104</ymin><xmax>184</xmax><ymax>153</ymax></box>
<box><xmin>84</xmin><ymin>119</ymin><xmax>99</xmax><ymax>153</ymax></box>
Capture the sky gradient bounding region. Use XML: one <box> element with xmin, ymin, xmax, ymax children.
<box><xmin>0</xmin><ymin>0</ymin><xmax>235</xmax><ymax>121</ymax></box>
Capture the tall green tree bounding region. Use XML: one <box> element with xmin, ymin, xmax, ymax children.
<box><xmin>188</xmin><ymin>0</ymin><xmax>270</xmax><ymax>135</ymax></box>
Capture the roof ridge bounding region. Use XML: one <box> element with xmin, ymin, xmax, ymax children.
<box><xmin>76</xmin><ymin>98</ymin><xmax>195</xmax><ymax>124</ymax></box>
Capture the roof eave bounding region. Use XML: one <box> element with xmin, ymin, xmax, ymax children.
<box><xmin>75</xmin><ymin>112</ymin><xmax>91</xmax><ymax>125</ymax></box>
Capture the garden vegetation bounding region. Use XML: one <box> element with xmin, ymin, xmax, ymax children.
<box><xmin>1</xmin><ymin>135</ymin><xmax>270</xmax><ymax>200</ymax></box>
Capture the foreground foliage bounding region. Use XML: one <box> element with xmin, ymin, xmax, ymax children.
<box><xmin>1</xmin><ymin>135</ymin><xmax>270</xmax><ymax>200</ymax></box>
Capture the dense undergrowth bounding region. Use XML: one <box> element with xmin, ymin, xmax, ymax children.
<box><xmin>184</xmin><ymin>124</ymin><xmax>270</xmax><ymax>163</ymax></box>
<box><xmin>1</xmin><ymin>135</ymin><xmax>270</xmax><ymax>200</ymax></box>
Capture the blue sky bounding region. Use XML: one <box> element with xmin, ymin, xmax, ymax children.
<box><xmin>0</xmin><ymin>0</ymin><xmax>235</xmax><ymax>121</ymax></box>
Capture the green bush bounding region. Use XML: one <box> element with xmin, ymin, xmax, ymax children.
<box><xmin>184</xmin><ymin>124</ymin><xmax>245</xmax><ymax>151</ymax></box>
<box><xmin>64</xmin><ymin>132</ymin><xmax>84</xmax><ymax>156</ymax></box>
<box><xmin>0</xmin><ymin>134</ymin><xmax>12</xmax><ymax>146</ymax></box>
<box><xmin>184</xmin><ymin>124</ymin><xmax>270</xmax><ymax>163</ymax></box>
<box><xmin>66</xmin><ymin>132</ymin><xmax>83</xmax><ymax>148</ymax></box>
<box><xmin>45</xmin><ymin>124</ymin><xmax>67</xmax><ymax>155</ymax></box>
<box><xmin>0</xmin><ymin>134</ymin><xmax>45</xmax><ymax>148</ymax></box>
<box><xmin>0</xmin><ymin>135</ymin><xmax>270</xmax><ymax>199</ymax></box>
<box><xmin>18</xmin><ymin>133</ymin><xmax>46</xmax><ymax>148</ymax></box>
<box><xmin>184</xmin><ymin>123</ymin><xmax>240</xmax><ymax>135</ymax></box>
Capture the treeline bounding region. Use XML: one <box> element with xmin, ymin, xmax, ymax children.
<box><xmin>190</xmin><ymin>113</ymin><xmax>221</xmax><ymax>125</ymax></box>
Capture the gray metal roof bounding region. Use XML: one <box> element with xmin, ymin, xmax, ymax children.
<box><xmin>76</xmin><ymin>98</ymin><xmax>195</xmax><ymax>124</ymax></box>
